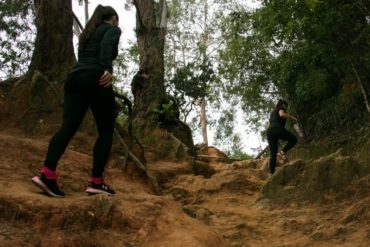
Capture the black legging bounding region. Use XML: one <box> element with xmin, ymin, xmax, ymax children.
<box><xmin>44</xmin><ymin>69</ymin><xmax>115</xmax><ymax>178</ymax></box>
<box><xmin>267</xmin><ymin>126</ymin><xmax>297</xmax><ymax>174</ymax></box>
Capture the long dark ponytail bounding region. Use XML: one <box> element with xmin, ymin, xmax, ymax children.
<box><xmin>79</xmin><ymin>5</ymin><xmax>119</xmax><ymax>49</ymax></box>
<box><xmin>275</xmin><ymin>99</ymin><xmax>288</xmax><ymax>111</ymax></box>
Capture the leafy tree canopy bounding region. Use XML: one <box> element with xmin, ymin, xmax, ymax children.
<box><xmin>0</xmin><ymin>0</ymin><xmax>34</xmax><ymax>79</ymax></box>
<box><xmin>220</xmin><ymin>0</ymin><xmax>370</xmax><ymax>139</ymax></box>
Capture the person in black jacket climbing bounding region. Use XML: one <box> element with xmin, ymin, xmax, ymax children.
<box><xmin>31</xmin><ymin>5</ymin><xmax>121</xmax><ymax>197</ymax></box>
<box><xmin>267</xmin><ymin>99</ymin><xmax>298</xmax><ymax>174</ymax></box>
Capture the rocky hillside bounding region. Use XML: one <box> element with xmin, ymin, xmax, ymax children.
<box><xmin>0</xmin><ymin>129</ymin><xmax>370</xmax><ymax>247</ymax></box>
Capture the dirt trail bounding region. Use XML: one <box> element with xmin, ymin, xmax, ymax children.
<box><xmin>0</xmin><ymin>131</ymin><xmax>370</xmax><ymax>247</ymax></box>
<box><xmin>0</xmin><ymin>132</ymin><xmax>226</xmax><ymax>247</ymax></box>
<box><xmin>159</xmin><ymin>159</ymin><xmax>370</xmax><ymax>247</ymax></box>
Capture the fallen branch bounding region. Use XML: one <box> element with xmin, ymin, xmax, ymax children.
<box><xmin>114</xmin><ymin>128</ymin><xmax>161</xmax><ymax>194</ymax></box>
<box><xmin>165</xmin><ymin>130</ymin><xmax>190</xmax><ymax>159</ymax></box>
<box><xmin>114</xmin><ymin>128</ymin><xmax>129</xmax><ymax>169</ymax></box>
<box><xmin>351</xmin><ymin>61</ymin><xmax>370</xmax><ymax>114</ymax></box>
<box><xmin>114</xmin><ymin>128</ymin><xmax>145</xmax><ymax>171</ymax></box>
<box><xmin>254</xmin><ymin>146</ymin><xmax>269</xmax><ymax>160</ymax></box>
<box><xmin>114</xmin><ymin>91</ymin><xmax>133</xmax><ymax>135</ymax></box>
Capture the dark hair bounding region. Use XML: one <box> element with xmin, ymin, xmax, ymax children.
<box><xmin>79</xmin><ymin>5</ymin><xmax>119</xmax><ymax>49</ymax></box>
<box><xmin>275</xmin><ymin>99</ymin><xmax>288</xmax><ymax>110</ymax></box>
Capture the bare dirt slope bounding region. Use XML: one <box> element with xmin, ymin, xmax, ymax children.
<box><xmin>159</xmin><ymin>154</ymin><xmax>370</xmax><ymax>247</ymax></box>
<box><xmin>0</xmin><ymin>132</ymin><xmax>226</xmax><ymax>247</ymax></box>
<box><xmin>0</xmin><ymin>130</ymin><xmax>370</xmax><ymax>247</ymax></box>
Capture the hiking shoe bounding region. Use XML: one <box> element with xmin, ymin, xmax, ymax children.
<box><xmin>31</xmin><ymin>173</ymin><xmax>65</xmax><ymax>198</ymax></box>
<box><xmin>85</xmin><ymin>182</ymin><xmax>115</xmax><ymax>196</ymax></box>
<box><xmin>279</xmin><ymin>151</ymin><xmax>289</xmax><ymax>161</ymax></box>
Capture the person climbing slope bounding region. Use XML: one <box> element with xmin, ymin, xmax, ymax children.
<box><xmin>267</xmin><ymin>99</ymin><xmax>298</xmax><ymax>174</ymax></box>
<box><xmin>31</xmin><ymin>5</ymin><xmax>121</xmax><ymax>197</ymax></box>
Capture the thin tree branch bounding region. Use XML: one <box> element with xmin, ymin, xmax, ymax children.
<box><xmin>254</xmin><ymin>145</ymin><xmax>268</xmax><ymax>159</ymax></box>
<box><xmin>160</xmin><ymin>0</ymin><xmax>167</xmax><ymax>29</ymax></box>
<box><xmin>84</xmin><ymin>0</ymin><xmax>89</xmax><ymax>25</ymax></box>
<box><xmin>114</xmin><ymin>91</ymin><xmax>133</xmax><ymax>135</ymax></box>
<box><xmin>72</xmin><ymin>11</ymin><xmax>83</xmax><ymax>37</ymax></box>
<box><xmin>350</xmin><ymin>61</ymin><xmax>370</xmax><ymax>114</ymax></box>
<box><xmin>114</xmin><ymin>129</ymin><xmax>146</xmax><ymax>171</ymax></box>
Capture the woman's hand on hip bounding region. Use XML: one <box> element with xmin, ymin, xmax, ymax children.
<box><xmin>99</xmin><ymin>71</ymin><xmax>113</xmax><ymax>87</ymax></box>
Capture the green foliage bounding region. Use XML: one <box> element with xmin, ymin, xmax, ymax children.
<box><xmin>230</xmin><ymin>150</ymin><xmax>253</xmax><ymax>161</ymax></box>
<box><xmin>153</xmin><ymin>101</ymin><xmax>175</xmax><ymax>115</ymax></box>
<box><xmin>219</xmin><ymin>9</ymin><xmax>273</xmax><ymax>118</ymax></box>
<box><xmin>220</xmin><ymin>0</ymin><xmax>370</xmax><ymax>139</ymax></box>
<box><xmin>142</xmin><ymin>135</ymin><xmax>157</xmax><ymax>146</ymax></box>
<box><xmin>126</xmin><ymin>42</ymin><xmax>139</xmax><ymax>64</ymax></box>
<box><xmin>0</xmin><ymin>0</ymin><xmax>34</xmax><ymax>79</ymax></box>
<box><xmin>132</xmin><ymin>124</ymin><xmax>145</xmax><ymax>139</ymax></box>
<box><xmin>213</xmin><ymin>109</ymin><xmax>255</xmax><ymax>157</ymax></box>
<box><xmin>165</xmin><ymin>0</ymin><xmax>254</xmax><ymax>148</ymax></box>
<box><xmin>157</xmin><ymin>142</ymin><xmax>175</xmax><ymax>158</ymax></box>
<box><xmin>228</xmin><ymin>134</ymin><xmax>253</xmax><ymax>160</ymax></box>
<box><xmin>170</xmin><ymin>61</ymin><xmax>214</xmax><ymax>102</ymax></box>
<box><xmin>153</xmin><ymin>98</ymin><xmax>180</xmax><ymax>126</ymax></box>
<box><xmin>115</xmin><ymin>113</ymin><xmax>128</xmax><ymax>126</ymax></box>
<box><xmin>113</xmin><ymin>45</ymin><xmax>139</xmax><ymax>89</ymax></box>
<box><xmin>165</xmin><ymin>0</ymin><xmax>222</xmax><ymax>105</ymax></box>
<box><xmin>214</xmin><ymin>108</ymin><xmax>235</xmax><ymax>146</ymax></box>
<box><xmin>113</xmin><ymin>50</ymin><xmax>129</xmax><ymax>82</ymax></box>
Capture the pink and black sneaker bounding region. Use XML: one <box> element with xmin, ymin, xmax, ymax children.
<box><xmin>31</xmin><ymin>173</ymin><xmax>65</xmax><ymax>198</ymax></box>
<box><xmin>279</xmin><ymin>151</ymin><xmax>289</xmax><ymax>161</ymax></box>
<box><xmin>86</xmin><ymin>178</ymin><xmax>115</xmax><ymax>196</ymax></box>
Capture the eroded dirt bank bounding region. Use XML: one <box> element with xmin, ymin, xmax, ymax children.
<box><xmin>0</xmin><ymin>132</ymin><xmax>369</xmax><ymax>247</ymax></box>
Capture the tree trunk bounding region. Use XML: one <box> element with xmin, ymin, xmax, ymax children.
<box><xmin>131</xmin><ymin>0</ymin><xmax>195</xmax><ymax>156</ymax></box>
<box><xmin>171</xmin><ymin>35</ymin><xmax>176</xmax><ymax>76</ymax></box>
<box><xmin>5</xmin><ymin>0</ymin><xmax>76</xmax><ymax>132</ymax></box>
<box><xmin>200</xmin><ymin>97</ymin><xmax>208</xmax><ymax>146</ymax></box>
<box><xmin>132</xmin><ymin>0</ymin><xmax>167</xmax><ymax>118</ymax></box>
<box><xmin>200</xmin><ymin>0</ymin><xmax>209</xmax><ymax>146</ymax></box>
<box><xmin>84</xmin><ymin>0</ymin><xmax>89</xmax><ymax>25</ymax></box>
<box><xmin>28</xmin><ymin>0</ymin><xmax>75</xmax><ymax>81</ymax></box>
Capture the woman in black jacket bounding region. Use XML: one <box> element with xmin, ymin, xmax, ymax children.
<box><xmin>267</xmin><ymin>99</ymin><xmax>298</xmax><ymax>174</ymax></box>
<box><xmin>32</xmin><ymin>5</ymin><xmax>121</xmax><ymax>197</ymax></box>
